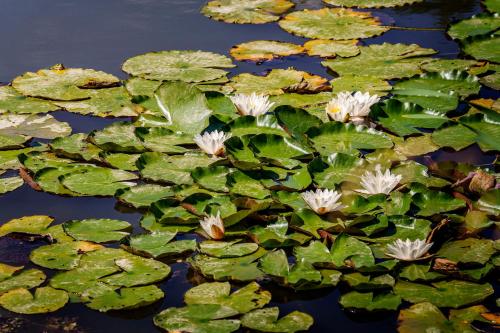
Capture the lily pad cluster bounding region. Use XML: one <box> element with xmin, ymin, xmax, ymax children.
<box><xmin>0</xmin><ymin>1</ymin><xmax>498</xmax><ymax>332</ymax></box>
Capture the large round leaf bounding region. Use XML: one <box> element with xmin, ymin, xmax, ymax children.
<box><xmin>303</xmin><ymin>39</ymin><xmax>360</xmax><ymax>57</ymax></box>
<box><xmin>0</xmin><ymin>86</ymin><xmax>58</xmax><ymax>114</ymax></box>
<box><xmin>462</xmin><ymin>33</ymin><xmax>500</xmax><ymax>63</ymax></box>
<box><xmin>278</xmin><ymin>8</ymin><xmax>389</xmax><ymax>40</ymax></box>
<box><xmin>448</xmin><ymin>13</ymin><xmax>500</xmax><ymax>40</ymax></box>
<box><xmin>0</xmin><ymin>114</ymin><xmax>71</xmax><ymax>139</ymax></box>
<box><xmin>0</xmin><ymin>269</ymin><xmax>46</xmax><ymax>295</ymax></box>
<box><xmin>122</xmin><ymin>50</ymin><xmax>234</xmax><ymax>82</ymax></box>
<box><xmin>0</xmin><ymin>176</ymin><xmax>23</xmax><ymax>194</ymax></box>
<box><xmin>12</xmin><ymin>67</ymin><xmax>119</xmax><ymax>101</ymax></box>
<box><xmin>230</xmin><ymin>40</ymin><xmax>303</xmax><ymax>61</ymax></box>
<box><xmin>124</xmin><ymin>231</ymin><xmax>196</xmax><ymax>258</ymax></box>
<box><xmin>0</xmin><ymin>215</ymin><xmax>53</xmax><ymax>237</ymax></box>
<box><xmin>339</xmin><ymin>291</ymin><xmax>401</xmax><ymax>311</ymax></box>
<box><xmin>63</xmin><ymin>219</ymin><xmax>132</xmax><ymax>243</ymax></box>
<box><xmin>30</xmin><ymin>241</ymin><xmax>102</xmax><ymax>270</ymax></box>
<box><xmin>330</xmin><ymin>75</ymin><xmax>391</xmax><ymax>95</ymax></box>
<box><xmin>90</xmin><ymin>122</ymin><xmax>144</xmax><ymax>153</ymax></box>
<box><xmin>86</xmin><ymin>285</ymin><xmax>164</xmax><ymax>312</ymax></box>
<box><xmin>201</xmin><ymin>0</ymin><xmax>294</xmax><ymax>24</ymax></box>
<box><xmin>0</xmin><ymin>287</ymin><xmax>68</xmax><ymax>314</ymax></box>
<box><xmin>323</xmin><ymin>0</ymin><xmax>423</xmax><ymax>7</ymax></box>
<box><xmin>116</xmin><ymin>184</ymin><xmax>174</xmax><ymax>208</ymax></box>
<box><xmin>241</xmin><ymin>307</ymin><xmax>314</xmax><ymax>333</ymax></box>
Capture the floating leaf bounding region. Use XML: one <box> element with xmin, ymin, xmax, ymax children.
<box><xmin>290</xmin><ymin>209</ymin><xmax>339</xmax><ymax>238</ymax></box>
<box><xmin>303</xmin><ymin>39</ymin><xmax>359</xmax><ymax>57</ymax></box>
<box><xmin>484</xmin><ymin>0</ymin><xmax>500</xmax><ymax>13</ymax></box>
<box><xmin>0</xmin><ymin>287</ymin><xmax>68</xmax><ymax>314</ymax></box>
<box><xmin>228</xmin><ymin>170</ymin><xmax>271</xmax><ymax>199</ymax></box>
<box><xmin>63</xmin><ymin>219</ymin><xmax>131</xmax><ymax>243</ymax></box>
<box><xmin>192</xmin><ymin>166</ymin><xmax>230</xmax><ymax>192</ymax></box>
<box><xmin>0</xmin><ymin>269</ymin><xmax>46</xmax><ymax>294</ymax></box>
<box><xmin>30</xmin><ymin>241</ymin><xmax>102</xmax><ymax>270</ymax></box>
<box><xmin>125</xmin><ymin>232</ymin><xmax>196</xmax><ymax>258</ymax></box>
<box><xmin>184</xmin><ymin>282</ymin><xmax>271</xmax><ymax>314</ymax></box>
<box><xmin>90</xmin><ymin>122</ymin><xmax>144</xmax><ymax>153</ymax></box>
<box><xmin>201</xmin><ymin>0</ymin><xmax>294</xmax><ymax>24</ymax></box>
<box><xmin>279</xmin><ymin>8</ymin><xmax>389</xmax><ymax>40</ymax></box>
<box><xmin>249</xmin><ymin>133</ymin><xmax>312</xmax><ymax>169</ymax></box>
<box><xmin>116</xmin><ymin>184</ymin><xmax>174</xmax><ymax>208</ymax></box>
<box><xmin>0</xmin><ymin>215</ymin><xmax>53</xmax><ymax>237</ymax></box>
<box><xmin>249</xmin><ymin>219</ymin><xmax>311</xmax><ymax>248</ymax></box>
<box><xmin>86</xmin><ymin>285</ymin><xmax>164</xmax><ymax>312</ymax></box>
<box><xmin>330</xmin><ymin>75</ymin><xmax>392</xmax><ymax>95</ymax></box>
<box><xmin>394</xmin><ymin>280</ymin><xmax>494</xmax><ymax>308</ymax></box>
<box><xmin>241</xmin><ymin>307</ymin><xmax>314</xmax><ymax>333</ymax></box>
<box><xmin>324</xmin><ymin>0</ymin><xmax>423</xmax><ymax>7</ymax></box>
<box><xmin>101</xmin><ymin>152</ymin><xmax>140</xmax><ymax>171</ymax></box>
<box><xmin>227</xmin><ymin>68</ymin><xmax>328</xmax><ymax>95</ymax></box>
<box><xmin>12</xmin><ymin>67</ymin><xmax>119</xmax><ymax>101</ymax></box>
<box><xmin>230</xmin><ymin>40</ymin><xmax>303</xmax><ymax>61</ymax></box>
<box><xmin>448</xmin><ymin>13</ymin><xmax>500</xmax><ymax>40</ymax></box>
<box><xmin>342</xmin><ymin>272</ymin><xmax>395</xmax><ymax>290</ymax></box>
<box><xmin>0</xmin><ymin>114</ymin><xmax>71</xmax><ymax>139</ymax></box>
<box><xmin>154</xmin><ymin>304</ymin><xmax>240</xmax><ymax>333</ymax></box>
<box><xmin>308</xmin><ymin>153</ymin><xmax>365</xmax><ymax>187</ymax></box>
<box><xmin>199</xmin><ymin>240</ymin><xmax>259</xmax><ymax>258</ymax></box>
<box><xmin>0</xmin><ymin>176</ymin><xmax>23</xmax><ymax>194</ymax></box>
<box><xmin>437</xmin><ymin>238</ymin><xmax>496</xmax><ymax>265</ymax></box>
<box><xmin>122</xmin><ymin>50</ymin><xmax>234</xmax><ymax>82</ymax></box>
<box><xmin>0</xmin><ymin>86</ymin><xmax>58</xmax><ymax>114</ymax></box>
<box><xmin>399</xmin><ymin>263</ymin><xmax>445</xmax><ymax>282</ymax></box>
<box><xmin>339</xmin><ymin>291</ymin><xmax>401</xmax><ymax>311</ymax></box>
<box><xmin>49</xmin><ymin>133</ymin><xmax>102</xmax><ymax>161</ymax></box>
<box><xmin>476</xmin><ymin>189</ymin><xmax>500</xmax><ymax>215</ymax></box>
<box><xmin>462</xmin><ymin>33</ymin><xmax>500</xmax><ymax>63</ymax></box>
<box><xmin>420</xmin><ymin>58</ymin><xmax>489</xmax><ymax>74</ymax></box>
<box><xmin>135</xmin><ymin>127</ymin><xmax>192</xmax><ymax>153</ymax></box>
<box><xmin>480</xmin><ymin>71</ymin><xmax>500</xmax><ymax>89</ymax></box>
<box><xmin>306</xmin><ymin>122</ymin><xmax>393</xmax><ymax>155</ymax></box>
<box><xmin>323</xmin><ymin>43</ymin><xmax>436</xmax><ymax>79</ymax></box>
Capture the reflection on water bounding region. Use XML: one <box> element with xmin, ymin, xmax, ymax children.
<box><xmin>0</xmin><ymin>0</ymin><xmax>496</xmax><ymax>332</ymax></box>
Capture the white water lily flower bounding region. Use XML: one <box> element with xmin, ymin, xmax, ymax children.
<box><xmin>326</xmin><ymin>91</ymin><xmax>380</xmax><ymax>123</ymax></box>
<box><xmin>200</xmin><ymin>212</ymin><xmax>225</xmax><ymax>240</ymax></box>
<box><xmin>230</xmin><ymin>92</ymin><xmax>274</xmax><ymax>116</ymax></box>
<box><xmin>301</xmin><ymin>189</ymin><xmax>344</xmax><ymax>214</ymax></box>
<box><xmin>386</xmin><ymin>239</ymin><xmax>433</xmax><ymax>261</ymax></box>
<box><xmin>193</xmin><ymin>130</ymin><xmax>231</xmax><ymax>156</ymax></box>
<box><xmin>356</xmin><ymin>164</ymin><xmax>402</xmax><ymax>195</ymax></box>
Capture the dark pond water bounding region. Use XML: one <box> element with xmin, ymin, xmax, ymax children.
<box><xmin>0</xmin><ymin>0</ymin><xmax>497</xmax><ymax>332</ymax></box>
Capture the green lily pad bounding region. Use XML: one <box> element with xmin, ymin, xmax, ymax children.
<box><xmin>398</xmin><ymin>302</ymin><xmax>489</xmax><ymax>333</ymax></box>
<box><xmin>184</xmin><ymin>282</ymin><xmax>271</xmax><ymax>314</ymax></box>
<box><xmin>448</xmin><ymin>13</ymin><xmax>500</xmax><ymax>40</ymax></box>
<box><xmin>462</xmin><ymin>33</ymin><xmax>500</xmax><ymax>63</ymax></box>
<box><xmin>122</xmin><ymin>50</ymin><xmax>234</xmax><ymax>82</ymax></box>
<box><xmin>399</xmin><ymin>263</ymin><xmax>445</xmax><ymax>282</ymax></box>
<box><xmin>0</xmin><ymin>176</ymin><xmax>23</xmax><ymax>194</ymax></box>
<box><xmin>484</xmin><ymin>0</ymin><xmax>500</xmax><ymax>13</ymax></box>
<box><xmin>227</xmin><ymin>68</ymin><xmax>328</xmax><ymax>95</ymax></box>
<box><xmin>0</xmin><ymin>269</ymin><xmax>46</xmax><ymax>295</ymax></box>
<box><xmin>249</xmin><ymin>134</ymin><xmax>312</xmax><ymax>169</ymax></box>
<box><xmin>12</xmin><ymin>66</ymin><xmax>119</xmax><ymax>101</ymax></box>
<box><xmin>0</xmin><ymin>133</ymin><xmax>30</xmax><ymax>149</ymax></box>
<box><xmin>60</xmin><ymin>166</ymin><xmax>138</xmax><ymax>196</ymax></box>
<box><xmin>49</xmin><ymin>133</ymin><xmax>102</xmax><ymax>161</ymax></box>
<box><xmin>0</xmin><ymin>215</ymin><xmax>54</xmax><ymax>237</ymax></box>
<box><xmin>0</xmin><ymin>86</ymin><xmax>58</xmax><ymax>114</ymax></box>
<box><xmin>308</xmin><ymin>153</ymin><xmax>365</xmax><ymax>187</ymax></box>
<box><xmin>135</xmin><ymin>127</ymin><xmax>192</xmax><ymax>153</ymax></box>
<box><xmin>290</xmin><ymin>209</ymin><xmax>339</xmax><ymax>238</ymax></box>
<box><xmin>101</xmin><ymin>152</ymin><xmax>140</xmax><ymax>171</ymax></box>
<box><xmin>54</xmin><ymin>87</ymin><xmax>139</xmax><ymax>117</ymax></box>
<box><xmin>199</xmin><ymin>240</ymin><xmax>259</xmax><ymax>258</ymax></box>
<box><xmin>339</xmin><ymin>291</ymin><xmax>401</xmax><ymax>311</ymax></box>
<box><xmin>420</xmin><ymin>58</ymin><xmax>489</xmax><ymax>74</ymax></box>
<box><xmin>124</xmin><ymin>231</ymin><xmax>196</xmax><ymax>258</ymax></box>
<box><xmin>304</xmin><ymin>39</ymin><xmax>359</xmax><ymax>57</ymax></box>
<box><xmin>480</xmin><ymin>71</ymin><xmax>500</xmax><ymax>89</ymax></box>
<box><xmin>30</xmin><ymin>241</ymin><xmax>103</xmax><ymax>270</ymax></box>
<box><xmin>306</xmin><ymin>122</ymin><xmax>393</xmax><ymax>154</ymax></box>
<box><xmin>63</xmin><ymin>219</ymin><xmax>131</xmax><ymax>243</ymax></box>
<box><xmin>342</xmin><ymin>272</ymin><xmax>395</xmax><ymax>290</ymax></box>
<box><xmin>394</xmin><ymin>280</ymin><xmax>494</xmax><ymax>308</ymax></box>
<box><xmin>33</xmin><ymin>164</ymin><xmax>94</xmax><ymax>196</ymax></box>
<box><xmin>324</xmin><ymin>0</ymin><xmax>423</xmax><ymax>7</ymax></box>
<box><xmin>201</xmin><ymin>0</ymin><xmax>294</xmax><ymax>24</ymax></box>
<box><xmin>154</xmin><ymin>304</ymin><xmax>240</xmax><ymax>333</ymax></box>
<box><xmin>392</xmin><ymin>71</ymin><xmax>480</xmax><ymax>114</ymax></box>
<box><xmin>370</xmin><ymin>99</ymin><xmax>449</xmax><ymax>136</ymax></box>
<box><xmin>279</xmin><ymin>8</ymin><xmax>389</xmax><ymax>40</ymax></box>
<box><xmin>116</xmin><ymin>184</ymin><xmax>174</xmax><ymax>208</ymax></box>
<box><xmin>86</xmin><ymin>285</ymin><xmax>164</xmax><ymax>312</ymax></box>
<box><xmin>0</xmin><ymin>287</ymin><xmax>68</xmax><ymax>314</ymax></box>
<box><xmin>437</xmin><ymin>238</ymin><xmax>496</xmax><ymax>265</ymax></box>
<box><xmin>330</xmin><ymin>75</ymin><xmax>392</xmax><ymax>96</ymax></box>
<box><xmin>476</xmin><ymin>189</ymin><xmax>500</xmax><ymax>215</ymax></box>
<box><xmin>154</xmin><ymin>81</ymin><xmax>212</xmax><ymax>134</ymax></box>
<box><xmin>188</xmin><ymin>248</ymin><xmax>266</xmax><ymax>282</ymax></box>
<box><xmin>322</xmin><ymin>43</ymin><xmax>436</xmax><ymax>79</ymax></box>
<box><xmin>411</xmin><ymin>186</ymin><xmax>466</xmax><ymax>216</ymax></box>
<box><xmin>192</xmin><ymin>166</ymin><xmax>230</xmax><ymax>192</ymax></box>
<box><xmin>228</xmin><ymin>170</ymin><xmax>271</xmax><ymax>199</ymax></box>
<box><xmin>249</xmin><ymin>219</ymin><xmax>311</xmax><ymax>249</ymax></box>
<box><xmin>90</xmin><ymin>122</ymin><xmax>144</xmax><ymax>153</ymax></box>
<box><xmin>230</xmin><ymin>40</ymin><xmax>303</xmax><ymax>61</ymax></box>
<box><xmin>241</xmin><ymin>307</ymin><xmax>314</xmax><ymax>333</ymax></box>
<box><xmin>0</xmin><ymin>113</ymin><xmax>71</xmax><ymax>139</ymax></box>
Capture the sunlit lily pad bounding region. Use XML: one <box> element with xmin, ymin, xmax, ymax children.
<box><xmin>54</xmin><ymin>87</ymin><xmax>139</xmax><ymax>117</ymax></box>
<box><xmin>49</xmin><ymin>133</ymin><xmax>102</xmax><ymax>162</ymax></box>
<box><xmin>308</xmin><ymin>153</ymin><xmax>365</xmax><ymax>187</ymax></box>
<box><xmin>101</xmin><ymin>152</ymin><xmax>140</xmax><ymax>171</ymax></box>
<box><xmin>63</xmin><ymin>219</ymin><xmax>131</xmax><ymax>243</ymax></box>
<box><xmin>241</xmin><ymin>307</ymin><xmax>314</xmax><ymax>333</ymax></box>
<box><xmin>399</xmin><ymin>263</ymin><xmax>445</xmax><ymax>282</ymax></box>
<box><xmin>306</xmin><ymin>122</ymin><xmax>393</xmax><ymax>154</ymax></box>
<box><xmin>30</xmin><ymin>241</ymin><xmax>103</xmax><ymax>270</ymax></box>
<box><xmin>0</xmin><ymin>269</ymin><xmax>46</xmax><ymax>295</ymax></box>
<box><xmin>12</xmin><ymin>66</ymin><xmax>119</xmax><ymax>101</ymax></box>
<box><xmin>227</xmin><ymin>68</ymin><xmax>329</xmax><ymax>95</ymax></box>
<box><xmin>192</xmin><ymin>166</ymin><xmax>230</xmax><ymax>192</ymax></box>
<box><xmin>448</xmin><ymin>13</ymin><xmax>500</xmax><ymax>40</ymax></box>
<box><xmin>437</xmin><ymin>238</ymin><xmax>496</xmax><ymax>265</ymax></box>
<box><xmin>135</xmin><ymin>127</ymin><xmax>192</xmax><ymax>153</ymax></box>
<box><xmin>0</xmin><ymin>176</ymin><xmax>23</xmax><ymax>194</ymax></box>
<box><xmin>0</xmin><ymin>133</ymin><xmax>29</xmax><ymax>149</ymax></box>
<box><xmin>304</xmin><ymin>39</ymin><xmax>359</xmax><ymax>57</ymax></box>
<box><xmin>86</xmin><ymin>285</ymin><xmax>164</xmax><ymax>312</ymax></box>
<box><xmin>0</xmin><ymin>215</ymin><xmax>53</xmax><ymax>237</ymax></box>
<box><xmin>201</xmin><ymin>0</ymin><xmax>294</xmax><ymax>24</ymax></box>
<box><xmin>184</xmin><ymin>282</ymin><xmax>271</xmax><ymax>314</ymax></box>
<box><xmin>339</xmin><ymin>291</ymin><xmax>401</xmax><ymax>311</ymax></box>
<box><xmin>230</xmin><ymin>40</ymin><xmax>303</xmax><ymax>61</ymax></box>
<box><xmin>122</xmin><ymin>50</ymin><xmax>234</xmax><ymax>82</ymax></box>
<box><xmin>116</xmin><ymin>184</ymin><xmax>174</xmax><ymax>208</ymax></box>
<box><xmin>279</xmin><ymin>8</ymin><xmax>389</xmax><ymax>40</ymax></box>
<box><xmin>394</xmin><ymin>280</ymin><xmax>494</xmax><ymax>308</ymax></box>
<box><xmin>480</xmin><ymin>71</ymin><xmax>500</xmax><ymax>89</ymax></box>
<box><xmin>0</xmin><ymin>113</ymin><xmax>71</xmax><ymax>139</ymax></box>
<box><xmin>420</xmin><ymin>58</ymin><xmax>489</xmax><ymax>74</ymax></box>
<box><xmin>90</xmin><ymin>122</ymin><xmax>144</xmax><ymax>153</ymax></box>
<box><xmin>124</xmin><ymin>231</ymin><xmax>196</xmax><ymax>258</ymax></box>
<box><xmin>0</xmin><ymin>86</ymin><xmax>58</xmax><ymax>114</ymax></box>
<box><xmin>0</xmin><ymin>287</ymin><xmax>68</xmax><ymax>314</ymax></box>
<box><xmin>324</xmin><ymin>0</ymin><xmax>423</xmax><ymax>7</ymax></box>
<box><xmin>249</xmin><ymin>133</ymin><xmax>312</xmax><ymax>169</ymax></box>
<box><xmin>484</xmin><ymin>0</ymin><xmax>500</xmax><ymax>13</ymax></box>
<box><xmin>330</xmin><ymin>75</ymin><xmax>391</xmax><ymax>95</ymax></box>
<box><xmin>199</xmin><ymin>240</ymin><xmax>259</xmax><ymax>258</ymax></box>
<box><xmin>398</xmin><ymin>302</ymin><xmax>489</xmax><ymax>333</ymax></box>
<box><xmin>462</xmin><ymin>33</ymin><xmax>500</xmax><ymax>63</ymax></box>
<box><xmin>228</xmin><ymin>170</ymin><xmax>271</xmax><ymax>199</ymax></box>
<box><xmin>154</xmin><ymin>304</ymin><xmax>240</xmax><ymax>333</ymax></box>
<box><xmin>250</xmin><ymin>219</ymin><xmax>311</xmax><ymax>248</ymax></box>
<box><xmin>322</xmin><ymin>43</ymin><xmax>436</xmax><ymax>79</ymax></box>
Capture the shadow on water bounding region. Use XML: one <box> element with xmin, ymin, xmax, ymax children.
<box><xmin>0</xmin><ymin>0</ymin><xmax>497</xmax><ymax>332</ymax></box>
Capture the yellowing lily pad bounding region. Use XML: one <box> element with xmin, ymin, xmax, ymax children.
<box><xmin>0</xmin><ymin>86</ymin><xmax>58</xmax><ymax>114</ymax></box>
<box><xmin>330</xmin><ymin>75</ymin><xmax>391</xmax><ymax>95</ymax></box>
<box><xmin>241</xmin><ymin>307</ymin><xmax>314</xmax><ymax>333</ymax></box>
<box><xmin>0</xmin><ymin>113</ymin><xmax>71</xmax><ymax>139</ymax></box>
<box><xmin>303</xmin><ymin>39</ymin><xmax>359</xmax><ymax>57</ymax></box>
<box><xmin>324</xmin><ymin>0</ymin><xmax>424</xmax><ymax>8</ymax></box>
<box><xmin>0</xmin><ymin>287</ymin><xmax>68</xmax><ymax>314</ymax></box>
<box><xmin>230</xmin><ymin>40</ymin><xmax>303</xmax><ymax>61</ymax></box>
<box><xmin>86</xmin><ymin>285</ymin><xmax>164</xmax><ymax>312</ymax></box>
<box><xmin>201</xmin><ymin>0</ymin><xmax>294</xmax><ymax>24</ymax></box>
<box><xmin>0</xmin><ymin>215</ymin><xmax>54</xmax><ymax>237</ymax></box>
<box><xmin>12</xmin><ymin>66</ymin><xmax>119</xmax><ymax>101</ymax></box>
<box><xmin>278</xmin><ymin>8</ymin><xmax>389</xmax><ymax>40</ymax></box>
